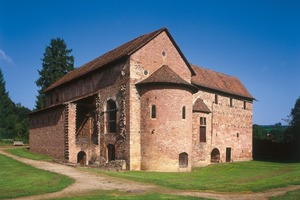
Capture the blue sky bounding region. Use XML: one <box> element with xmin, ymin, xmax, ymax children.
<box><xmin>0</xmin><ymin>0</ymin><xmax>299</xmax><ymax>125</ymax></box>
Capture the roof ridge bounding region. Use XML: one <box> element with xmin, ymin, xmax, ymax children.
<box><xmin>191</xmin><ymin>64</ymin><xmax>254</xmax><ymax>100</ymax></box>
<box><xmin>44</xmin><ymin>27</ymin><xmax>167</xmax><ymax>92</ymax></box>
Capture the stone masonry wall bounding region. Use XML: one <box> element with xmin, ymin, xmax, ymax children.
<box><xmin>139</xmin><ymin>85</ymin><xmax>193</xmax><ymax>172</ymax></box>
<box><xmin>129</xmin><ymin>31</ymin><xmax>194</xmax><ymax>170</ymax></box>
<box><xmin>192</xmin><ymin>111</ymin><xmax>212</xmax><ymax>167</ymax></box>
<box><xmin>193</xmin><ymin>90</ymin><xmax>253</xmax><ymax>163</ymax></box>
<box><xmin>29</xmin><ymin>105</ymin><xmax>66</xmax><ymax>159</ymax></box>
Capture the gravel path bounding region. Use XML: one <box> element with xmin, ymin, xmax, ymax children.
<box><xmin>1</xmin><ymin>149</ymin><xmax>299</xmax><ymax>200</ymax></box>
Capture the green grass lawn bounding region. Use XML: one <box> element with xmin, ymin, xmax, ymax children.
<box><xmin>83</xmin><ymin>161</ymin><xmax>300</xmax><ymax>192</ymax></box>
<box><xmin>5</xmin><ymin>147</ymin><xmax>52</xmax><ymax>161</ymax></box>
<box><xmin>0</xmin><ymin>154</ymin><xmax>74</xmax><ymax>199</ymax></box>
<box><xmin>270</xmin><ymin>189</ymin><xmax>300</xmax><ymax>200</ymax></box>
<box><xmin>50</xmin><ymin>190</ymin><xmax>209</xmax><ymax>200</ymax></box>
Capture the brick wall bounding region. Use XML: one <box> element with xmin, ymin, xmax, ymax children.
<box><xmin>139</xmin><ymin>85</ymin><xmax>193</xmax><ymax>172</ymax></box>
<box><xmin>193</xmin><ymin>90</ymin><xmax>253</xmax><ymax>164</ymax></box>
<box><xmin>29</xmin><ymin>105</ymin><xmax>66</xmax><ymax>159</ymax></box>
<box><xmin>128</xmin><ymin>30</ymin><xmax>194</xmax><ymax>171</ymax></box>
<box><xmin>192</xmin><ymin>111</ymin><xmax>212</xmax><ymax>166</ymax></box>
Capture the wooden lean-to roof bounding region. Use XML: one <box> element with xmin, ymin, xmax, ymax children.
<box><xmin>191</xmin><ymin>64</ymin><xmax>254</xmax><ymax>100</ymax></box>
<box><xmin>44</xmin><ymin>27</ymin><xmax>195</xmax><ymax>93</ymax></box>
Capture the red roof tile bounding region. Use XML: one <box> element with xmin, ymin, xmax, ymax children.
<box><xmin>191</xmin><ymin>65</ymin><xmax>254</xmax><ymax>100</ymax></box>
<box><xmin>193</xmin><ymin>98</ymin><xmax>211</xmax><ymax>113</ymax></box>
<box><xmin>136</xmin><ymin>65</ymin><xmax>198</xmax><ymax>93</ymax></box>
<box><xmin>44</xmin><ymin>27</ymin><xmax>195</xmax><ymax>92</ymax></box>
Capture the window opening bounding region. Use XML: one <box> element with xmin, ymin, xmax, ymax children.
<box><xmin>151</xmin><ymin>105</ymin><xmax>156</xmax><ymax>119</ymax></box>
<box><xmin>230</xmin><ymin>98</ymin><xmax>233</xmax><ymax>107</ymax></box>
<box><xmin>200</xmin><ymin>117</ymin><xmax>206</xmax><ymax>142</ymax></box>
<box><xmin>243</xmin><ymin>101</ymin><xmax>247</xmax><ymax>110</ymax></box>
<box><xmin>215</xmin><ymin>94</ymin><xmax>218</xmax><ymax>104</ymax></box>
<box><xmin>182</xmin><ymin>106</ymin><xmax>186</xmax><ymax>119</ymax></box>
<box><xmin>107</xmin><ymin>100</ymin><xmax>117</xmax><ymax>133</ymax></box>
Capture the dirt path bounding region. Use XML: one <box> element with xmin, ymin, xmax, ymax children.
<box><xmin>1</xmin><ymin>149</ymin><xmax>300</xmax><ymax>200</ymax></box>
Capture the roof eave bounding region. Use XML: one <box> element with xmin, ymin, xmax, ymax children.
<box><xmin>192</xmin><ymin>83</ymin><xmax>255</xmax><ymax>101</ymax></box>
<box><xmin>136</xmin><ymin>82</ymin><xmax>198</xmax><ymax>94</ymax></box>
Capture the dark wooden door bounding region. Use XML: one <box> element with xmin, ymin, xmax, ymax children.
<box><xmin>226</xmin><ymin>147</ymin><xmax>231</xmax><ymax>162</ymax></box>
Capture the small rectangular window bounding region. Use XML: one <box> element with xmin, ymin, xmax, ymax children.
<box><xmin>182</xmin><ymin>106</ymin><xmax>186</xmax><ymax>119</ymax></box>
<box><xmin>243</xmin><ymin>101</ymin><xmax>247</xmax><ymax>110</ymax></box>
<box><xmin>215</xmin><ymin>94</ymin><xmax>218</xmax><ymax>104</ymax></box>
<box><xmin>230</xmin><ymin>98</ymin><xmax>233</xmax><ymax>107</ymax></box>
<box><xmin>151</xmin><ymin>105</ymin><xmax>156</xmax><ymax>119</ymax></box>
<box><xmin>200</xmin><ymin>117</ymin><xmax>207</xmax><ymax>143</ymax></box>
<box><xmin>200</xmin><ymin>117</ymin><xmax>206</xmax><ymax>126</ymax></box>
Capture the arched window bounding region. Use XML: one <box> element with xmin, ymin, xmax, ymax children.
<box><xmin>151</xmin><ymin>105</ymin><xmax>156</xmax><ymax>119</ymax></box>
<box><xmin>179</xmin><ymin>152</ymin><xmax>188</xmax><ymax>168</ymax></box>
<box><xmin>107</xmin><ymin>100</ymin><xmax>117</xmax><ymax>133</ymax></box>
<box><xmin>182</xmin><ymin>106</ymin><xmax>186</xmax><ymax>119</ymax></box>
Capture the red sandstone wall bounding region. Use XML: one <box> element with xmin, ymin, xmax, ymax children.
<box><xmin>29</xmin><ymin>105</ymin><xmax>66</xmax><ymax>159</ymax></box>
<box><xmin>128</xmin><ymin>30</ymin><xmax>194</xmax><ymax>171</ymax></box>
<box><xmin>192</xmin><ymin>111</ymin><xmax>212</xmax><ymax>167</ymax></box>
<box><xmin>139</xmin><ymin>85</ymin><xmax>193</xmax><ymax>172</ymax></box>
<box><xmin>193</xmin><ymin>90</ymin><xmax>253</xmax><ymax>164</ymax></box>
<box><xmin>130</xmin><ymin>31</ymin><xmax>192</xmax><ymax>83</ymax></box>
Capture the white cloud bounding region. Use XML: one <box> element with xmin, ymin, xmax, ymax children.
<box><xmin>0</xmin><ymin>49</ymin><xmax>12</xmax><ymax>63</ymax></box>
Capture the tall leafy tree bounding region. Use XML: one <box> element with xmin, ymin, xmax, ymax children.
<box><xmin>35</xmin><ymin>38</ymin><xmax>74</xmax><ymax>109</ymax></box>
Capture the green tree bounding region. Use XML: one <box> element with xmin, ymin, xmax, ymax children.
<box><xmin>286</xmin><ymin>97</ymin><xmax>300</xmax><ymax>159</ymax></box>
<box><xmin>35</xmin><ymin>38</ymin><xmax>74</xmax><ymax>109</ymax></box>
<box><xmin>0</xmin><ymin>67</ymin><xmax>14</xmax><ymax>138</ymax></box>
<box><xmin>0</xmin><ymin>68</ymin><xmax>30</xmax><ymax>140</ymax></box>
<box><xmin>290</xmin><ymin>97</ymin><xmax>300</xmax><ymax>130</ymax></box>
<box><xmin>253</xmin><ymin>124</ymin><xmax>268</xmax><ymax>140</ymax></box>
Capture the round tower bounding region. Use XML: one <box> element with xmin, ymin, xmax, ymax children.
<box><xmin>136</xmin><ymin>65</ymin><xmax>197</xmax><ymax>172</ymax></box>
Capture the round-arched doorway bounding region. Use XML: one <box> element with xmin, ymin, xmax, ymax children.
<box><xmin>77</xmin><ymin>151</ymin><xmax>86</xmax><ymax>166</ymax></box>
<box><xmin>211</xmin><ymin>148</ymin><xmax>220</xmax><ymax>163</ymax></box>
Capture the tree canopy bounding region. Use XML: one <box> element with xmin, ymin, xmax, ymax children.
<box><xmin>0</xmin><ymin>68</ymin><xmax>30</xmax><ymax>141</ymax></box>
<box><xmin>35</xmin><ymin>38</ymin><xmax>74</xmax><ymax>109</ymax></box>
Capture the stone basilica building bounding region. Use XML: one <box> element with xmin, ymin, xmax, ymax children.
<box><xmin>29</xmin><ymin>28</ymin><xmax>254</xmax><ymax>172</ymax></box>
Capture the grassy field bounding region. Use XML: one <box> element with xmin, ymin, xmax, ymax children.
<box><xmin>270</xmin><ymin>189</ymin><xmax>300</xmax><ymax>200</ymax></box>
<box><xmin>2</xmin><ymin>148</ymin><xmax>300</xmax><ymax>199</ymax></box>
<box><xmin>50</xmin><ymin>190</ymin><xmax>209</xmax><ymax>200</ymax></box>
<box><xmin>5</xmin><ymin>147</ymin><xmax>52</xmax><ymax>161</ymax></box>
<box><xmin>0</xmin><ymin>153</ymin><xmax>73</xmax><ymax>199</ymax></box>
<box><xmin>84</xmin><ymin>161</ymin><xmax>300</xmax><ymax>192</ymax></box>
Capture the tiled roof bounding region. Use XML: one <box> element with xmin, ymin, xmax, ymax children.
<box><xmin>191</xmin><ymin>65</ymin><xmax>254</xmax><ymax>100</ymax></box>
<box><xmin>193</xmin><ymin>98</ymin><xmax>211</xmax><ymax>113</ymax></box>
<box><xmin>44</xmin><ymin>27</ymin><xmax>195</xmax><ymax>92</ymax></box>
<box><xmin>136</xmin><ymin>65</ymin><xmax>198</xmax><ymax>93</ymax></box>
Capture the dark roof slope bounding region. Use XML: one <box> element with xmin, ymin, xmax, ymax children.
<box><xmin>193</xmin><ymin>98</ymin><xmax>211</xmax><ymax>113</ymax></box>
<box><xmin>191</xmin><ymin>65</ymin><xmax>254</xmax><ymax>100</ymax></box>
<box><xmin>136</xmin><ymin>65</ymin><xmax>198</xmax><ymax>93</ymax></box>
<box><xmin>44</xmin><ymin>27</ymin><xmax>195</xmax><ymax>92</ymax></box>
